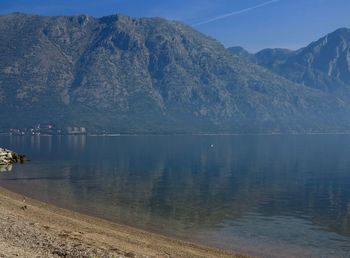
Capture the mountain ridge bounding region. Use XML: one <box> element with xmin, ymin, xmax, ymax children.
<box><xmin>1</xmin><ymin>13</ymin><xmax>350</xmax><ymax>133</ymax></box>
<box><xmin>229</xmin><ymin>27</ymin><xmax>350</xmax><ymax>93</ymax></box>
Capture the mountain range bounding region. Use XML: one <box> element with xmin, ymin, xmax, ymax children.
<box><xmin>1</xmin><ymin>13</ymin><xmax>350</xmax><ymax>133</ymax></box>
<box><xmin>228</xmin><ymin>28</ymin><xmax>350</xmax><ymax>94</ymax></box>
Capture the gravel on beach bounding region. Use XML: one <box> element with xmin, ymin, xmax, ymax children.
<box><xmin>0</xmin><ymin>187</ymin><xmax>245</xmax><ymax>258</ymax></box>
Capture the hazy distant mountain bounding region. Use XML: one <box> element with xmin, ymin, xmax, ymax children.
<box><xmin>227</xmin><ymin>46</ymin><xmax>255</xmax><ymax>62</ymax></box>
<box><xmin>229</xmin><ymin>28</ymin><xmax>350</xmax><ymax>93</ymax></box>
<box><xmin>1</xmin><ymin>13</ymin><xmax>350</xmax><ymax>133</ymax></box>
<box><xmin>254</xmin><ymin>48</ymin><xmax>292</xmax><ymax>69</ymax></box>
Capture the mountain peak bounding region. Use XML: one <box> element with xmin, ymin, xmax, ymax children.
<box><xmin>325</xmin><ymin>27</ymin><xmax>350</xmax><ymax>43</ymax></box>
<box><xmin>227</xmin><ymin>46</ymin><xmax>255</xmax><ymax>62</ymax></box>
<box><xmin>331</xmin><ymin>27</ymin><xmax>350</xmax><ymax>35</ymax></box>
<box><xmin>234</xmin><ymin>27</ymin><xmax>350</xmax><ymax>93</ymax></box>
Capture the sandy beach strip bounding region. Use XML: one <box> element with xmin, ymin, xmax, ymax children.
<box><xmin>0</xmin><ymin>186</ymin><xmax>248</xmax><ymax>258</ymax></box>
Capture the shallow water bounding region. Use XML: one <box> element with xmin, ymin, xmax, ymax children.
<box><xmin>0</xmin><ymin>134</ymin><xmax>350</xmax><ymax>257</ymax></box>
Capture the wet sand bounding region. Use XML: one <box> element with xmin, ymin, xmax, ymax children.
<box><xmin>0</xmin><ymin>187</ymin><xmax>248</xmax><ymax>258</ymax></box>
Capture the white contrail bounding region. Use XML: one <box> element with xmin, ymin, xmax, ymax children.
<box><xmin>193</xmin><ymin>0</ymin><xmax>280</xmax><ymax>26</ymax></box>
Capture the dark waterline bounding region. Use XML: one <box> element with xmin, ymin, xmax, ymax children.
<box><xmin>0</xmin><ymin>135</ymin><xmax>350</xmax><ymax>257</ymax></box>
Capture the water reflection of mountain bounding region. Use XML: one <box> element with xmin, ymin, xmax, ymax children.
<box><xmin>1</xmin><ymin>135</ymin><xmax>350</xmax><ymax>237</ymax></box>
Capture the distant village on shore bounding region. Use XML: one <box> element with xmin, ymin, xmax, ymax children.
<box><xmin>0</xmin><ymin>124</ymin><xmax>89</xmax><ymax>136</ymax></box>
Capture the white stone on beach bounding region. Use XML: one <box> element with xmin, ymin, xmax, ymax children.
<box><xmin>0</xmin><ymin>148</ymin><xmax>25</xmax><ymax>166</ymax></box>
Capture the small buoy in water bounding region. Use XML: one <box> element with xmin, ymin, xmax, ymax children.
<box><xmin>210</xmin><ymin>144</ymin><xmax>214</xmax><ymax>148</ymax></box>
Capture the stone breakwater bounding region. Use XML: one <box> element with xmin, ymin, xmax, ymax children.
<box><xmin>0</xmin><ymin>148</ymin><xmax>26</xmax><ymax>166</ymax></box>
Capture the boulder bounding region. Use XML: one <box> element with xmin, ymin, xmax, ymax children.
<box><xmin>0</xmin><ymin>164</ymin><xmax>12</xmax><ymax>172</ymax></box>
<box><xmin>0</xmin><ymin>148</ymin><xmax>26</xmax><ymax>165</ymax></box>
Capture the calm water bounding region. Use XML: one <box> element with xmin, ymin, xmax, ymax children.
<box><xmin>1</xmin><ymin>135</ymin><xmax>350</xmax><ymax>257</ymax></box>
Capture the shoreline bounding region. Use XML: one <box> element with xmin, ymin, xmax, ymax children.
<box><xmin>4</xmin><ymin>132</ymin><xmax>350</xmax><ymax>137</ymax></box>
<box><xmin>0</xmin><ymin>186</ymin><xmax>247</xmax><ymax>258</ymax></box>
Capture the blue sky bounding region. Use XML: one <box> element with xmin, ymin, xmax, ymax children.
<box><xmin>0</xmin><ymin>0</ymin><xmax>349</xmax><ymax>52</ymax></box>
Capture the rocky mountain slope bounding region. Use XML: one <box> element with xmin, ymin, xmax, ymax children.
<box><xmin>229</xmin><ymin>28</ymin><xmax>350</xmax><ymax>93</ymax></box>
<box><xmin>1</xmin><ymin>13</ymin><xmax>350</xmax><ymax>133</ymax></box>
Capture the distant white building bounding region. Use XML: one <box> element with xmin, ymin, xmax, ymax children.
<box><xmin>66</xmin><ymin>127</ymin><xmax>87</xmax><ymax>135</ymax></box>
